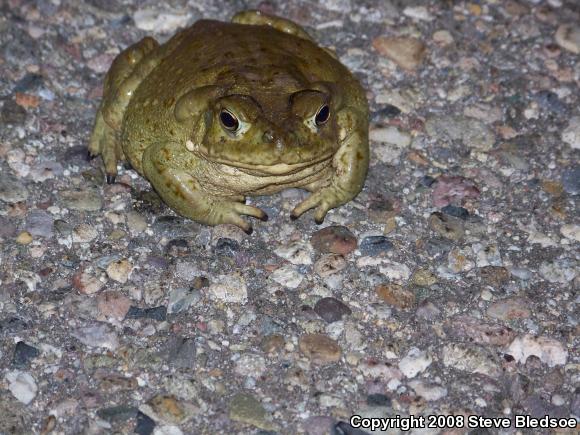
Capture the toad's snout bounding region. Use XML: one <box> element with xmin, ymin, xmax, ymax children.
<box><xmin>262</xmin><ymin>127</ymin><xmax>302</xmax><ymax>150</ymax></box>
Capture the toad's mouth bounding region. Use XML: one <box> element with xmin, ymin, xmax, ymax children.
<box><xmin>196</xmin><ymin>151</ymin><xmax>335</xmax><ymax>177</ymax></box>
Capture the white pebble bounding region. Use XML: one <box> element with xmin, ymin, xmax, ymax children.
<box><xmin>6</xmin><ymin>370</ymin><xmax>38</xmax><ymax>404</ymax></box>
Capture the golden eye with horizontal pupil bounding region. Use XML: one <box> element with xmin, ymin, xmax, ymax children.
<box><xmin>315</xmin><ymin>104</ymin><xmax>330</xmax><ymax>126</ymax></box>
<box><xmin>219</xmin><ymin>110</ymin><xmax>239</xmax><ymax>131</ymax></box>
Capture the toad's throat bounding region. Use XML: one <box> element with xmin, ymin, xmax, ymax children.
<box><xmin>194</xmin><ymin>151</ymin><xmax>335</xmax><ymax>177</ymax></box>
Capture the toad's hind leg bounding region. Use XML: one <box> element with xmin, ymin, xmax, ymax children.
<box><xmin>232</xmin><ymin>10</ymin><xmax>314</xmax><ymax>41</ymax></box>
<box><xmin>88</xmin><ymin>36</ymin><xmax>159</xmax><ymax>183</ymax></box>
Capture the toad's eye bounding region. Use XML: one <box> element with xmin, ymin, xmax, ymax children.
<box><xmin>220</xmin><ymin>110</ymin><xmax>239</xmax><ymax>131</ymax></box>
<box><xmin>315</xmin><ymin>104</ymin><xmax>330</xmax><ymax>126</ymax></box>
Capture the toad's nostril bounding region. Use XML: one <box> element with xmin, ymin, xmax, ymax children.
<box><xmin>262</xmin><ymin>130</ymin><xmax>274</xmax><ymax>143</ymax></box>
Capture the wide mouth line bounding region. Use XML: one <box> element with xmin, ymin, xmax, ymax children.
<box><xmin>194</xmin><ymin>150</ymin><xmax>333</xmax><ymax>176</ymax></box>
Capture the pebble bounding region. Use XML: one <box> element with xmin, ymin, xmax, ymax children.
<box><xmin>408</xmin><ymin>380</ymin><xmax>448</xmax><ymax>401</ymax></box>
<box><xmin>154</xmin><ymin>426</ymin><xmax>183</xmax><ymax>435</ymax></box>
<box><xmin>398</xmin><ymin>348</ymin><xmax>432</xmax><ymax>378</ymax></box>
<box><xmin>126</xmin><ymin>306</ymin><xmax>167</xmax><ymax>322</ymax></box>
<box><xmin>174</xmin><ymin>261</ymin><xmax>202</xmax><ymax>281</ymax></box>
<box><xmin>133</xmin><ymin>9</ymin><xmax>192</xmax><ymax>33</ymax></box>
<box><xmin>135</xmin><ymin>411</ymin><xmax>156</xmax><ymax>435</ymax></box>
<box><xmin>431</xmin><ymin>175</ymin><xmax>481</xmax><ymax>208</ymax></box>
<box><xmin>473</xmin><ymin>243</ymin><xmax>502</xmax><ymax>267</ymax></box>
<box><xmin>97</xmin><ymin>405</ymin><xmax>138</xmax><ymax>423</ymax></box>
<box><xmin>366</xmin><ymin>394</ymin><xmax>391</xmax><ymax>407</ymax></box>
<box><xmin>269</xmin><ymin>264</ymin><xmax>304</xmax><ymax>289</ymax></box>
<box><xmin>126</xmin><ymin>211</ymin><xmax>148</xmax><ymax>235</ymax></box>
<box><xmin>487</xmin><ymin>298</ymin><xmax>531</xmax><ymax>321</ymax></box>
<box><xmin>299</xmin><ymin>333</ymin><xmax>342</xmax><ymax>365</ymax></box>
<box><xmin>313</xmin><ymin>253</ymin><xmax>347</xmax><ymax>278</ymax></box>
<box><xmin>370</xmin><ymin>126</ymin><xmax>411</xmax><ymax>147</ymax></box>
<box><xmin>167</xmin><ymin>287</ymin><xmax>201</xmax><ymax>314</ymax></box>
<box><xmin>87</xmin><ymin>53</ymin><xmax>115</xmax><ymax>74</ymax></box>
<box><xmin>479</xmin><ymin>265</ymin><xmax>510</xmax><ymax>287</ymax></box>
<box><xmin>507</xmin><ymin>334</ymin><xmax>568</xmax><ymax>367</ymax></box>
<box><xmin>0</xmin><ymin>171</ymin><xmax>29</xmax><ymax>203</ymax></box>
<box><xmin>441</xmin><ymin>343</ymin><xmax>501</xmax><ymax>378</ymax></box>
<box><xmin>72</xmin><ymin>224</ymin><xmax>98</xmax><ymax>243</ymax></box>
<box><xmin>303</xmin><ymin>416</ymin><xmax>335</xmax><ymax>435</ymax></box>
<box><xmin>411</xmin><ymin>269</ymin><xmax>438</xmax><ymax>286</ymax></box>
<box><xmin>539</xmin><ymin>258</ymin><xmax>577</xmax><ymax>283</ymax></box>
<box><xmin>208</xmin><ymin>272</ymin><xmax>248</xmax><ymax>303</ymax></box>
<box><xmin>378</xmin><ymin>260</ymin><xmax>411</xmax><ymax>282</ymax></box>
<box><xmin>59</xmin><ymin>188</ymin><xmax>102</xmax><ymax>211</ymax></box>
<box><xmin>358</xmin><ymin>359</ymin><xmax>402</xmax><ymax>382</ymax></box>
<box><xmin>372</xmin><ymin>36</ymin><xmax>427</xmax><ymax>70</ymax></box>
<box><xmin>432</xmin><ymin>29</ymin><xmax>454</xmax><ymax>46</ymax></box>
<box><xmin>561</xmin><ymin>166</ymin><xmax>579</xmax><ymax>195</ymax></box>
<box><xmin>260</xmin><ymin>334</ymin><xmax>285</xmax><ymax>353</ymax></box>
<box><xmin>445</xmin><ymin>315</ymin><xmax>515</xmax><ymax>346</ymax></box>
<box><xmin>6</xmin><ymin>149</ymin><xmax>29</xmax><ymax>177</ymax></box>
<box><xmin>72</xmin><ymin>323</ymin><xmax>119</xmax><ymax>350</ymax></box>
<box><xmin>375</xmin><ymin>283</ymin><xmax>415</xmax><ymax>309</ymax></box>
<box><xmin>228</xmin><ymin>393</ymin><xmax>275</xmax><ymax>431</ymax></box>
<box><xmin>106</xmin><ymin>259</ymin><xmax>133</xmax><ymax>284</ymax></box>
<box><xmin>72</xmin><ymin>270</ymin><xmax>103</xmax><ymax>295</ymax></box>
<box><xmin>29</xmin><ymin>160</ymin><xmax>63</xmax><ymax>182</ymax></box>
<box><xmin>314</xmin><ymin>297</ymin><xmax>352</xmax><ymax>323</ymax></box>
<box><xmin>96</xmin><ymin>291</ymin><xmax>132</xmax><ymax>320</ymax></box>
<box><xmin>140</xmin><ymin>395</ymin><xmax>198</xmax><ymax>425</ymax></box>
<box><xmin>428</xmin><ymin>212</ymin><xmax>465</xmax><ymax>241</ymax></box>
<box><xmin>25</xmin><ymin>210</ymin><xmax>54</xmax><ymax>237</ymax></box>
<box><xmin>562</xmin><ymin>116</ymin><xmax>580</xmax><ymax>149</ymax></box>
<box><xmin>12</xmin><ymin>341</ymin><xmax>40</xmax><ymax>368</ymax></box>
<box><xmin>463</xmin><ymin>103</ymin><xmax>503</xmax><ymax>123</ymax></box>
<box><xmin>310</xmin><ymin>226</ymin><xmax>357</xmax><ymax>255</ymax></box>
<box><xmin>16</xmin><ymin>231</ymin><xmax>33</xmax><ymax>245</ymax></box>
<box><xmin>560</xmin><ymin>223</ymin><xmax>580</xmax><ymax>242</ymax></box>
<box><xmin>447</xmin><ymin>247</ymin><xmax>475</xmax><ymax>273</ymax></box>
<box><xmin>359</xmin><ymin>236</ymin><xmax>393</xmax><ymax>256</ymax></box>
<box><xmin>415</xmin><ymin>300</ymin><xmax>441</xmax><ymax>321</ymax></box>
<box><xmin>441</xmin><ymin>204</ymin><xmax>469</xmax><ymax>220</ymax></box>
<box><xmin>425</xmin><ymin>115</ymin><xmax>495</xmax><ymax>151</ymax></box>
<box><xmin>5</xmin><ymin>370</ymin><xmax>37</xmax><ymax>404</ymax></box>
<box><xmin>555</xmin><ymin>23</ymin><xmax>580</xmax><ymax>54</ymax></box>
<box><xmin>274</xmin><ymin>241</ymin><xmax>312</xmax><ymax>265</ymax></box>
<box><xmin>164</xmin><ymin>337</ymin><xmax>196</xmax><ymax>369</ymax></box>
<box><xmin>403</xmin><ymin>5</ymin><xmax>433</xmax><ymax>21</ymax></box>
<box><xmin>234</xmin><ymin>354</ymin><xmax>267</xmax><ymax>377</ymax></box>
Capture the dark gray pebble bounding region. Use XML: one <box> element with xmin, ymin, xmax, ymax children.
<box><xmin>125</xmin><ymin>306</ymin><xmax>167</xmax><ymax>322</ymax></box>
<box><xmin>366</xmin><ymin>393</ymin><xmax>391</xmax><ymax>407</ymax></box>
<box><xmin>359</xmin><ymin>236</ymin><xmax>394</xmax><ymax>256</ymax></box>
<box><xmin>164</xmin><ymin>336</ymin><xmax>197</xmax><ymax>369</ymax></box>
<box><xmin>562</xmin><ymin>166</ymin><xmax>579</xmax><ymax>195</ymax></box>
<box><xmin>441</xmin><ymin>205</ymin><xmax>469</xmax><ymax>220</ymax></box>
<box><xmin>314</xmin><ymin>297</ymin><xmax>352</xmax><ymax>323</ymax></box>
<box><xmin>13</xmin><ymin>341</ymin><xmax>40</xmax><ymax>367</ymax></box>
<box><xmin>134</xmin><ymin>411</ymin><xmax>156</xmax><ymax>435</ymax></box>
<box><xmin>96</xmin><ymin>405</ymin><xmax>138</xmax><ymax>422</ymax></box>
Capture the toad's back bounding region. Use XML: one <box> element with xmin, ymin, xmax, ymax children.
<box><xmin>122</xmin><ymin>19</ymin><xmax>362</xmax><ymax>150</ymax></box>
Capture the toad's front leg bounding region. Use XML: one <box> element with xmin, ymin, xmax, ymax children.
<box><xmin>291</xmin><ymin>107</ymin><xmax>369</xmax><ymax>223</ymax></box>
<box><xmin>142</xmin><ymin>142</ymin><xmax>267</xmax><ymax>234</ymax></box>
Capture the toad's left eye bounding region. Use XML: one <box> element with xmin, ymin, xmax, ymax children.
<box><xmin>315</xmin><ymin>104</ymin><xmax>330</xmax><ymax>126</ymax></box>
<box><xmin>220</xmin><ymin>110</ymin><xmax>240</xmax><ymax>131</ymax></box>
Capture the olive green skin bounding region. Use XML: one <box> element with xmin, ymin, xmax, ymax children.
<box><xmin>89</xmin><ymin>10</ymin><xmax>369</xmax><ymax>233</ymax></box>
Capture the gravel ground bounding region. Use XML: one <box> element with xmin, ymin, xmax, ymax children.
<box><xmin>1</xmin><ymin>0</ymin><xmax>579</xmax><ymax>434</ymax></box>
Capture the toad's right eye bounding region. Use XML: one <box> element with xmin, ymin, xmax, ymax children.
<box><xmin>219</xmin><ymin>110</ymin><xmax>239</xmax><ymax>132</ymax></box>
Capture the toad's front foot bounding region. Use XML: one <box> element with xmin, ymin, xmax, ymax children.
<box><xmin>208</xmin><ymin>200</ymin><xmax>268</xmax><ymax>234</ymax></box>
<box><xmin>290</xmin><ymin>186</ymin><xmax>349</xmax><ymax>224</ymax></box>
